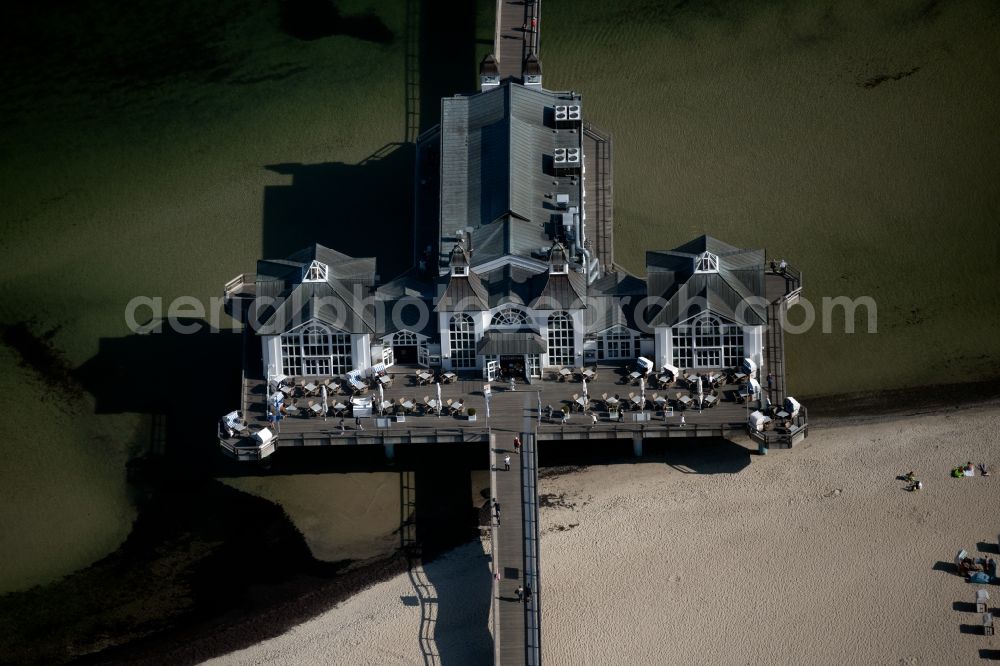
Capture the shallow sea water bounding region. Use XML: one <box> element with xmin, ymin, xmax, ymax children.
<box><xmin>0</xmin><ymin>0</ymin><xmax>997</xmax><ymax>599</ymax></box>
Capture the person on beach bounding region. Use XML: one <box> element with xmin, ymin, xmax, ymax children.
<box><xmin>504</xmin><ymin>454</ymin><xmax>511</xmax><ymax>471</ymax></box>
<box><xmin>904</xmin><ymin>471</ymin><xmax>916</xmax><ymax>483</ymax></box>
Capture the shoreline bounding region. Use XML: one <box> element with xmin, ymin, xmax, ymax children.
<box><xmin>6</xmin><ymin>388</ymin><xmax>999</xmax><ymax>664</ymax></box>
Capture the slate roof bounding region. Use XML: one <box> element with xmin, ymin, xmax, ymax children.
<box><xmin>252</xmin><ymin>245</ymin><xmax>377</xmax><ymax>335</ymax></box>
<box><xmin>476</xmin><ymin>330</ymin><xmax>547</xmax><ymax>355</ymax></box>
<box><xmin>645</xmin><ymin>235</ymin><xmax>766</xmax><ymax>327</ymax></box>
<box><xmin>439</xmin><ymin>82</ymin><xmax>583</xmax><ymax>269</ymax></box>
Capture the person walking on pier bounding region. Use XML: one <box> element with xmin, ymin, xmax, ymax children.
<box><xmin>504</xmin><ymin>454</ymin><xmax>511</xmax><ymax>471</ymax></box>
<box><xmin>590</xmin><ymin>412</ymin><xmax>598</xmax><ymax>426</ymax></box>
<box><xmin>767</xmin><ymin>372</ymin><xmax>774</xmax><ymax>393</ymax></box>
<box><xmin>680</xmin><ymin>414</ymin><xmax>686</xmax><ymax>427</ymax></box>
<box><xmin>494</xmin><ymin>500</ymin><xmax>501</xmax><ymax>525</ymax></box>
<box><xmin>355</xmin><ymin>415</ymin><xmax>364</xmax><ymax>431</ymax></box>
<box><xmin>524</xmin><ymin>585</ymin><xmax>533</xmax><ymax>604</ymax></box>
<box><xmin>515</xmin><ymin>585</ymin><xmax>524</xmax><ymax>602</ymax></box>
<box><xmin>513</xmin><ymin>435</ymin><xmax>521</xmax><ymax>454</ymax></box>
<box><xmin>339</xmin><ymin>418</ymin><xmax>345</xmax><ymax>434</ymax></box>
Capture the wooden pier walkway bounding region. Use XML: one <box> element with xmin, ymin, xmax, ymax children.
<box><xmin>490</xmin><ymin>393</ymin><xmax>542</xmax><ymax>665</ymax></box>
<box><xmin>495</xmin><ymin>0</ymin><xmax>539</xmax><ymax>81</ymax></box>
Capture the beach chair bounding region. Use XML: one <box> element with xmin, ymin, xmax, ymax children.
<box><xmin>984</xmin><ymin>613</ymin><xmax>995</xmax><ymax>636</ymax></box>
<box><xmin>977</xmin><ymin>589</ymin><xmax>990</xmax><ymax>614</ymax></box>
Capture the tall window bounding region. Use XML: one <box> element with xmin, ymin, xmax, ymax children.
<box><xmin>281</xmin><ymin>322</ymin><xmax>353</xmax><ymax>375</ymax></box>
<box><xmin>671</xmin><ymin>313</ymin><xmax>743</xmax><ymax>369</ymax></box>
<box><xmin>547</xmin><ymin>311</ymin><xmax>575</xmax><ymax>366</ymax></box>
<box><xmin>449</xmin><ymin>313</ymin><xmax>477</xmax><ymax>368</ymax></box>
<box><xmin>490</xmin><ymin>306</ymin><xmax>530</xmax><ymax>327</ymax></box>
<box><xmin>597</xmin><ymin>326</ymin><xmax>633</xmax><ymax>360</ymax></box>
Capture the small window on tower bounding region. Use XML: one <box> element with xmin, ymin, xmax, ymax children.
<box><xmin>694</xmin><ymin>252</ymin><xmax>718</xmax><ymax>273</ymax></box>
<box><xmin>304</xmin><ymin>260</ymin><xmax>328</xmax><ymax>282</ymax></box>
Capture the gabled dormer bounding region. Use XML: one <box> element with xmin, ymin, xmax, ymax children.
<box><xmin>436</xmin><ymin>242</ymin><xmax>489</xmax><ymax>310</ymax></box>
<box><xmin>303</xmin><ymin>259</ymin><xmax>329</xmax><ymax>282</ymax></box>
<box><xmin>531</xmin><ymin>242</ymin><xmax>586</xmax><ymax>310</ymax></box>
<box><xmin>693</xmin><ymin>251</ymin><xmax>718</xmax><ymax>274</ymax></box>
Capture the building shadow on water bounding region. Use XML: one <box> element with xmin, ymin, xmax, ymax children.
<box><xmin>279</xmin><ymin>0</ymin><xmax>395</xmax><ymax>43</ymax></box>
<box><xmin>262</xmin><ymin>144</ymin><xmax>416</xmax><ymax>281</ymax></box>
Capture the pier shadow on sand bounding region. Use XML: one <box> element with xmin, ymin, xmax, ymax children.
<box><xmin>656</xmin><ymin>437</ymin><xmax>753</xmax><ymax>475</ymax></box>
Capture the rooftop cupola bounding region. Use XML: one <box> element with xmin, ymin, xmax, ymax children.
<box><xmin>479</xmin><ymin>54</ymin><xmax>500</xmax><ymax>90</ymax></box>
<box><xmin>449</xmin><ymin>242</ymin><xmax>471</xmax><ymax>277</ymax></box>
<box><xmin>523</xmin><ymin>53</ymin><xmax>542</xmax><ymax>86</ymax></box>
<box><xmin>549</xmin><ymin>242</ymin><xmax>569</xmax><ymax>275</ymax></box>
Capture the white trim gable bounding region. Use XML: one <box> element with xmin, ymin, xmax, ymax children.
<box><xmin>693</xmin><ymin>251</ymin><xmax>719</xmax><ymax>274</ymax></box>
<box><xmin>303</xmin><ymin>260</ymin><xmax>329</xmax><ymax>282</ymax></box>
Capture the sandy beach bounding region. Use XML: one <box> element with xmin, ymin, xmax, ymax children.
<box><xmin>206</xmin><ymin>404</ymin><xmax>1000</xmax><ymax>665</ymax></box>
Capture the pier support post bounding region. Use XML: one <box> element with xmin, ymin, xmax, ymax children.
<box><xmin>632</xmin><ymin>435</ymin><xmax>643</xmax><ymax>457</ymax></box>
<box><xmin>384</xmin><ymin>442</ymin><xmax>395</xmax><ymax>460</ymax></box>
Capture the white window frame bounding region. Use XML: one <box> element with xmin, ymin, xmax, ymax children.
<box><xmin>547</xmin><ymin>311</ymin><xmax>575</xmax><ymax>366</ymax></box>
<box><xmin>693</xmin><ymin>252</ymin><xmax>719</xmax><ymax>274</ymax></box>
<box><xmin>280</xmin><ymin>321</ymin><xmax>353</xmax><ymax>376</ymax></box>
<box><xmin>490</xmin><ymin>306</ymin><xmax>531</xmax><ymax>327</ymax></box>
<box><xmin>670</xmin><ymin>312</ymin><xmax>743</xmax><ymax>369</ymax></box>
<box><xmin>449</xmin><ymin>313</ymin><xmax>477</xmax><ymax>369</ymax></box>
<box><xmin>303</xmin><ymin>260</ymin><xmax>329</xmax><ymax>282</ymax></box>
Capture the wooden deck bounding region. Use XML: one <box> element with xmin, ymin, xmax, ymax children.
<box><xmin>490</xmin><ymin>395</ymin><xmax>542</xmax><ymax>665</ymax></box>
<box><xmin>582</xmin><ymin>122</ymin><xmax>614</xmax><ymax>272</ymax></box>
<box><xmin>495</xmin><ymin>0</ymin><xmax>538</xmax><ymax>81</ymax></box>
<box><xmin>220</xmin><ymin>360</ymin><xmax>810</xmax><ymax>460</ymax></box>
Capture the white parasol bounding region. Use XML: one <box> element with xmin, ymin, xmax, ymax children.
<box><xmin>321</xmin><ymin>385</ymin><xmax>328</xmax><ymax>420</ymax></box>
<box><xmin>436</xmin><ymin>381</ymin><xmax>442</xmax><ymax>418</ymax></box>
<box><xmin>378</xmin><ymin>382</ymin><xmax>385</xmax><ymax>415</ymax></box>
<box><xmin>639</xmin><ymin>376</ymin><xmax>645</xmax><ymax>410</ymax></box>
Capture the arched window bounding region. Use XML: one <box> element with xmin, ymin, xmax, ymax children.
<box><xmin>490</xmin><ymin>306</ymin><xmax>530</xmax><ymax>327</ymax></box>
<box><xmin>281</xmin><ymin>322</ymin><xmax>352</xmax><ymax>376</ymax></box>
<box><xmin>449</xmin><ymin>314</ymin><xmax>477</xmax><ymax>368</ymax></box>
<box><xmin>671</xmin><ymin>313</ymin><xmax>743</xmax><ymax>369</ymax></box>
<box><xmin>393</xmin><ymin>330</ymin><xmax>418</xmax><ymax>346</ymax></box>
<box><xmin>547</xmin><ymin>311</ymin><xmax>575</xmax><ymax>366</ymax></box>
<box><xmin>597</xmin><ymin>326</ymin><xmax>633</xmax><ymax>360</ymax></box>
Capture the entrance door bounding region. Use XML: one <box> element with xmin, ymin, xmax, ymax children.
<box><xmin>500</xmin><ymin>355</ymin><xmax>525</xmax><ymax>379</ymax></box>
<box><xmin>417</xmin><ymin>343</ymin><xmax>429</xmax><ymax>367</ymax></box>
<box><xmin>394</xmin><ymin>345</ymin><xmax>418</xmax><ymax>364</ymax></box>
<box><xmin>484</xmin><ymin>360</ymin><xmax>499</xmax><ymax>381</ymax></box>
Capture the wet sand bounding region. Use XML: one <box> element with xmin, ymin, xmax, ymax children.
<box><xmin>210</xmin><ymin>404</ymin><xmax>999</xmax><ymax>665</ymax></box>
